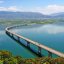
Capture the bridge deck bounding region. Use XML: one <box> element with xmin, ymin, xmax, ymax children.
<box><xmin>5</xmin><ymin>26</ymin><xmax>64</xmax><ymax>58</ymax></box>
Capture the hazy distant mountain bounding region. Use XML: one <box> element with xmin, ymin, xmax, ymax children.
<box><xmin>50</xmin><ymin>12</ymin><xmax>64</xmax><ymax>18</ymax></box>
<box><xmin>0</xmin><ymin>11</ymin><xmax>64</xmax><ymax>19</ymax></box>
<box><xmin>0</xmin><ymin>11</ymin><xmax>49</xmax><ymax>19</ymax></box>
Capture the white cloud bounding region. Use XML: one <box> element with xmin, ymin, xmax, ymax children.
<box><xmin>42</xmin><ymin>5</ymin><xmax>64</xmax><ymax>15</ymax></box>
<box><xmin>31</xmin><ymin>5</ymin><xmax>64</xmax><ymax>15</ymax></box>
<box><xmin>0</xmin><ymin>5</ymin><xmax>64</xmax><ymax>14</ymax></box>
<box><xmin>0</xmin><ymin>6</ymin><xmax>21</xmax><ymax>12</ymax></box>
<box><xmin>0</xmin><ymin>7</ymin><xmax>6</xmax><ymax>11</ymax></box>
<box><xmin>7</xmin><ymin>6</ymin><xmax>20</xmax><ymax>12</ymax></box>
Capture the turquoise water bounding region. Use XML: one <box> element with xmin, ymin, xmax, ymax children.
<box><xmin>0</xmin><ymin>30</ymin><xmax>37</xmax><ymax>58</ymax></box>
<box><xmin>0</xmin><ymin>24</ymin><xmax>64</xmax><ymax>58</ymax></box>
<box><xmin>12</xmin><ymin>24</ymin><xmax>64</xmax><ymax>56</ymax></box>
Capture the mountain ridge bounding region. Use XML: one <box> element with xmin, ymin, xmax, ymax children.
<box><xmin>0</xmin><ymin>11</ymin><xmax>64</xmax><ymax>19</ymax></box>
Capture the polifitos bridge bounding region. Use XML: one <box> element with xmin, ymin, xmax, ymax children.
<box><xmin>5</xmin><ymin>25</ymin><xmax>64</xmax><ymax>58</ymax></box>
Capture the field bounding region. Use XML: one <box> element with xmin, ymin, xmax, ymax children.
<box><xmin>0</xmin><ymin>19</ymin><xmax>64</xmax><ymax>26</ymax></box>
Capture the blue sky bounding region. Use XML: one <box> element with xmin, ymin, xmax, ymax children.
<box><xmin>0</xmin><ymin>0</ymin><xmax>64</xmax><ymax>14</ymax></box>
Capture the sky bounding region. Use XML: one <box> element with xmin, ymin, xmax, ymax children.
<box><xmin>0</xmin><ymin>0</ymin><xmax>64</xmax><ymax>15</ymax></box>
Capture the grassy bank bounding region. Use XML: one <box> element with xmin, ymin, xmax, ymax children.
<box><xmin>0</xmin><ymin>50</ymin><xmax>64</xmax><ymax>64</ymax></box>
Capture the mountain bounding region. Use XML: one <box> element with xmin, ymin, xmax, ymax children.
<box><xmin>0</xmin><ymin>11</ymin><xmax>64</xmax><ymax>19</ymax></box>
<box><xmin>50</xmin><ymin>12</ymin><xmax>64</xmax><ymax>18</ymax></box>
<box><xmin>0</xmin><ymin>11</ymin><xmax>49</xmax><ymax>19</ymax></box>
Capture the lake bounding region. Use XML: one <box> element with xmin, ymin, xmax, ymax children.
<box><xmin>0</xmin><ymin>24</ymin><xmax>64</xmax><ymax>58</ymax></box>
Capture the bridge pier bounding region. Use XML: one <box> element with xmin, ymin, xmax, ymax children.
<box><xmin>38</xmin><ymin>47</ymin><xmax>41</xmax><ymax>56</ymax></box>
<box><xmin>6</xmin><ymin>31</ymin><xmax>10</xmax><ymax>35</ymax></box>
<box><xmin>6</xmin><ymin>31</ymin><xmax>8</xmax><ymax>34</ymax></box>
<box><xmin>27</xmin><ymin>41</ymin><xmax>30</xmax><ymax>48</ymax></box>
<box><xmin>11</xmin><ymin>34</ymin><xmax>13</xmax><ymax>37</ymax></box>
<box><xmin>48</xmin><ymin>51</ymin><xmax>52</xmax><ymax>58</ymax></box>
<box><xmin>17</xmin><ymin>36</ymin><xmax>20</xmax><ymax>41</ymax></box>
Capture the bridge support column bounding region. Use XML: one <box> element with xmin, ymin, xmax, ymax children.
<box><xmin>27</xmin><ymin>41</ymin><xmax>30</xmax><ymax>48</ymax></box>
<box><xmin>38</xmin><ymin>47</ymin><xmax>41</xmax><ymax>56</ymax></box>
<box><xmin>17</xmin><ymin>37</ymin><xmax>20</xmax><ymax>42</ymax></box>
<box><xmin>6</xmin><ymin>31</ymin><xmax>8</xmax><ymax>34</ymax></box>
<box><xmin>6</xmin><ymin>31</ymin><xmax>9</xmax><ymax>35</ymax></box>
<box><xmin>11</xmin><ymin>34</ymin><xmax>13</xmax><ymax>37</ymax></box>
<box><xmin>48</xmin><ymin>51</ymin><xmax>52</xmax><ymax>58</ymax></box>
<box><xmin>17</xmin><ymin>37</ymin><xmax>20</xmax><ymax>41</ymax></box>
<box><xmin>7</xmin><ymin>32</ymin><xmax>10</xmax><ymax>35</ymax></box>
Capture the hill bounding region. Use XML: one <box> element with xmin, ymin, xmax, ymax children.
<box><xmin>0</xmin><ymin>11</ymin><xmax>49</xmax><ymax>19</ymax></box>
<box><xmin>50</xmin><ymin>12</ymin><xmax>64</xmax><ymax>18</ymax></box>
<box><xmin>0</xmin><ymin>11</ymin><xmax>64</xmax><ymax>20</ymax></box>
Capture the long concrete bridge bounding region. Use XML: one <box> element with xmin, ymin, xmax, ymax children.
<box><xmin>5</xmin><ymin>25</ymin><xmax>64</xmax><ymax>58</ymax></box>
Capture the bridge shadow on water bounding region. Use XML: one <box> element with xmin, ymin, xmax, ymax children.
<box><xmin>6</xmin><ymin>32</ymin><xmax>44</xmax><ymax>57</ymax></box>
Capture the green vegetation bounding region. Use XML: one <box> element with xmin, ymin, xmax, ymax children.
<box><xmin>0</xmin><ymin>19</ymin><xmax>64</xmax><ymax>26</ymax></box>
<box><xmin>0</xmin><ymin>50</ymin><xmax>25</xmax><ymax>64</ymax></box>
<box><xmin>0</xmin><ymin>50</ymin><xmax>64</xmax><ymax>64</ymax></box>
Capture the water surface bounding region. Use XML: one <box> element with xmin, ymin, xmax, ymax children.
<box><xmin>12</xmin><ymin>24</ymin><xmax>64</xmax><ymax>53</ymax></box>
<box><xmin>0</xmin><ymin>24</ymin><xmax>64</xmax><ymax>58</ymax></box>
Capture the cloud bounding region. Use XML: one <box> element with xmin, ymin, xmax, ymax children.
<box><xmin>0</xmin><ymin>7</ymin><xmax>6</xmax><ymax>11</ymax></box>
<box><xmin>42</xmin><ymin>5</ymin><xmax>64</xmax><ymax>14</ymax></box>
<box><xmin>0</xmin><ymin>6</ymin><xmax>21</xmax><ymax>12</ymax></box>
<box><xmin>7</xmin><ymin>6</ymin><xmax>20</xmax><ymax>12</ymax></box>
<box><xmin>23</xmin><ymin>5</ymin><xmax>64</xmax><ymax>15</ymax></box>
<box><xmin>0</xmin><ymin>5</ymin><xmax>64</xmax><ymax>14</ymax></box>
<box><xmin>31</xmin><ymin>5</ymin><xmax>64</xmax><ymax>15</ymax></box>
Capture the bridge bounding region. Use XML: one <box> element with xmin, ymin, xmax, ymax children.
<box><xmin>5</xmin><ymin>25</ymin><xmax>64</xmax><ymax>58</ymax></box>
